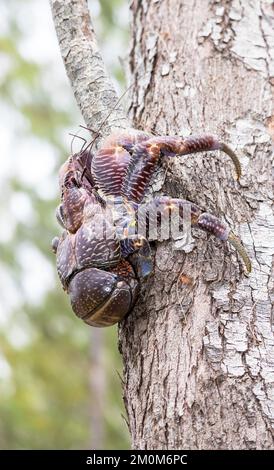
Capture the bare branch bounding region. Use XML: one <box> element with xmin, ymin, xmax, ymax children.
<box><xmin>50</xmin><ymin>0</ymin><xmax>128</xmax><ymax>137</ymax></box>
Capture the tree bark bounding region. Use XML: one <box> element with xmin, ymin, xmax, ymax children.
<box><xmin>51</xmin><ymin>0</ymin><xmax>274</xmax><ymax>450</ymax></box>
<box><xmin>50</xmin><ymin>0</ymin><xmax>128</xmax><ymax>137</ymax></box>
<box><xmin>119</xmin><ymin>0</ymin><xmax>274</xmax><ymax>450</ymax></box>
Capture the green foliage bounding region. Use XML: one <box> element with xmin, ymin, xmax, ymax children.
<box><xmin>0</xmin><ymin>0</ymin><xmax>129</xmax><ymax>449</ymax></box>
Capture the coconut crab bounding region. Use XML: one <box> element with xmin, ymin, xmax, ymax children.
<box><xmin>52</xmin><ymin>130</ymin><xmax>251</xmax><ymax>327</ymax></box>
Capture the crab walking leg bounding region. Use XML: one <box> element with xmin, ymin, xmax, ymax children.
<box><xmin>138</xmin><ymin>197</ymin><xmax>251</xmax><ymax>273</ymax></box>
<box><xmin>156</xmin><ymin>135</ymin><xmax>241</xmax><ymax>180</ymax></box>
<box><xmin>122</xmin><ymin>135</ymin><xmax>241</xmax><ymax>203</ymax></box>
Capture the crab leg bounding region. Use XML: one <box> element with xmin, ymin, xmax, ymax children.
<box><xmin>137</xmin><ymin>197</ymin><xmax>251</xmax><ymax>273</ymax></box>
<box><xmin>121</xmin><ymin>135</ymin><xmax>241</xmax><ymax>203</ymax></box>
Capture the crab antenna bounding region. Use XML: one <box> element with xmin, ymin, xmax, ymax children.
<box><xmin>228</xmin><ymin>232</ymin><xmax>251</xmax><ymax>273</ymax></box>
<box><xmin>80</xmin><ymin>77</ymin><xmax>141</xmax><ymax>155</ymax></box>
<box><xmin>220</xmin><ymin>143</ymin><xmax>242</xmax><ymax>180</ymax></box>
<box><xmin>78</xmin><ymin>67</ymin><xmax>150</xmax><ymax>156</ymax></box>
<box><xmin>81</xmin><ymin>83</ymin><xmax>133</xmax><ymax>154</ymax></box>
<box><xmin>69</xmin><ymin>131</ymin><xmax>88</xmax><ymax>155</ymax></box>
<box><xmin>79</xmin><ymin>124</ymin><xmax>98</xmax><ymax>134</ymax></box>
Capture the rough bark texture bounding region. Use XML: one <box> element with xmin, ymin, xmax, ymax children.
<box><xmin>50</xmin><ymin>0</ymin><xmax>128</xmax><ymax>137</ymax></box>
<box><xmin>119</xmin><ymin>0</ymin><xmax>274</xmax><ymax>450</ymax></box>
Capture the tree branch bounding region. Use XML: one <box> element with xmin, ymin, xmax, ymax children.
<box><xmin>49</xmin><ymin>0</ymin><xmax>128</xmax><ymax>137</ymax></box>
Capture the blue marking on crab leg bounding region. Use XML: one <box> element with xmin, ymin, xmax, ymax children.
<box><xmin>121</xmin><ymin>237</ymin><xmax>152</xmax><ymax>280</ymax></box>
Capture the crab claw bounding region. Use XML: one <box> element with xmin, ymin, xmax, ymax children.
<box><xmin>68</xmin><ymin>266</ymin><xmax>139</xmax><ymax>327</ymax></box>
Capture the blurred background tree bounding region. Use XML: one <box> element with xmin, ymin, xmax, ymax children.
<box><xmin>0</xmin><ymin>0</ymin><xmax>129</xmax><ymax>449</ymax></box>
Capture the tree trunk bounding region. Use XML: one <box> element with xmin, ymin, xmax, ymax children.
<box><xmin>119</xmin><ymin>0</ymin><xmax>274</xmax><ymax>450</ymax></box>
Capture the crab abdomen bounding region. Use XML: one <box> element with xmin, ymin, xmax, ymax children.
<box><xmin>69</xmin><ymin>262</ymin><xmax>139</xmax><ymax>327</ymax></box>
